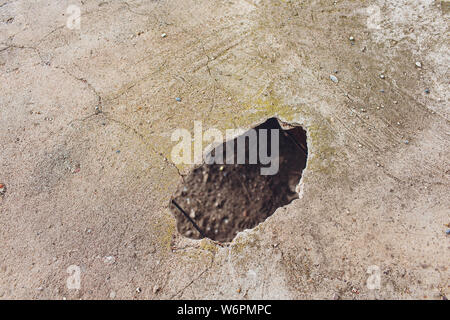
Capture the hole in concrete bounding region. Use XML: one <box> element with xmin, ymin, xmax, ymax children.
<box><xmin>170</xmin><ymin>117</ymin><xmax>308</xmax><ymax>242</ymax></box>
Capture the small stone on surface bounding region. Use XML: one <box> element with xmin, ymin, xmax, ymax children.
<box><xmin>0</xmin><ymin>183</ymin><xmax>6</xmax><ymax>195</ymax></box>
<box><xmin>103</xmin><ymin>256</ymin><xmax>116</xmax><ymax>264</ymax></box>
<box><xmin>330</xmin><ymin>75</ymin><xmax>339</xmax><ymax>83</ymax></box>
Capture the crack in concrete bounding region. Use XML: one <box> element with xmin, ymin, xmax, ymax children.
<box><xmin>123</xmin><ymin>1</ymin><xmax>174</xmax><ymax>27</ymax></box>
<box><xmin>0</xmin><ymin>43</ymin><xmax>48</xmax><ymax>65</ymax></box>
<box><xmin>54</xmin><ymin>65</ymin><xmax>103</xmax><ymax>113</ymax></box>
<box><xmin>101</xmin><ymin>114</ymin><xmax>185</xmax><ymax>181</ymax></box>
<box><xmin>169</xmin><ymin>253</ymin><xmax>215</xmax><ymax>299</ymax></box>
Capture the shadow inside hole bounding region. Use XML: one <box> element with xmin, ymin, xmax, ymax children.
<box><xmin>170</xmin><ymin>117</ymin><xmax>308</xmax><ymax>242</ymax></box>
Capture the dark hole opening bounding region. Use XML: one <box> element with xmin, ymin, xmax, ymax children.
<box><xmin>170</xmin><ymin>117</ymin><xmax>308</xmax><ymax>242</ymax></box>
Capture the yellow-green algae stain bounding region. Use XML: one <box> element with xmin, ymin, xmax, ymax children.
<box><xmin>198</xmin><ymin>238</ymin><xmax>219</xmax><ymax>255</ymax></box>
<box><xmin>171</xmin><ymin>238</ymin><xmax>219</xmax><ymax>265</ymax></box>
<box><xmin>232</xmin><ymin>94</ymin><xmax>296</xmax><ymax>128</ymax></box>
<box><xmin>177</xmin><ymin>246</ymin><xmax>217</xmax><ymax>263</ymax></box>
<box><xmin>150</xmin><ymin>212</ymin><xmax>177</xmax><ymax>252</ymax></box>
<box><xmin>306</xmin><ymin>120</ymin><xmax>337</xmax><ymax>175</ymax></box>
<box><xmin>227</xmin><ymin>226</ymin><xmax>267</xmax><ymax>269</ymax></box>
<box><xmin>231</xmin><ymin>224</ymin><xmax>263</xmax><ymax>255</ymax></box>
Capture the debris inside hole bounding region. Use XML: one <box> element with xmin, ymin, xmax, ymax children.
<box><xmin>170</xmin><ymin>117</ymin><xmax>308</xmax><ymax>242</ymax></box>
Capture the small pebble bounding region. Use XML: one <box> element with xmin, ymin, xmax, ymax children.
<box><xmin>175</xmin><ymin>97</ymin><xmax>182</xmax><ymax>102</ymax></box>
<box><xmin>161</xmin><ymin>33</ymin><xmax>167</xmax><ymax>38</ymax></box>
<box><xmin>349</xmin><ymin>36</ymin><xmax>354</xmax><ymax>41</ymax></box>
<box><xmin>415</xmin><ymin>61</ymin><xmax>422</xmax><ymax>68</ymax></box>
<box><xmin>380</xmin><ymin>74</ymin><xmax>385</xmax><ymax>79</ymax></box>
<box><xmin>109</xmin><ymin>291</ymin><xmax>116</xmax><ymax>299</ymax></box>
<box><xmin>330</xmin><ymin>75</ymin><xmax>339</xmax><ymax>83</ymax></box>
<box><xmin>103</xmin><ymin>256</ymin><xmax>116</xmax><ymax>264</ymax></box>
<box><xmin>136</xmin><ymin>287</ymin><xmax>142</xmax><ymax>293</ymax></box>
<box><xmin>0</xmin><ymin>183</ymin><xmax>6</xmax><ymax>195</ymax></box>
<box><xmin>425</xmin><ymin>89</ymin><xmax>430</xmax><ymax>94</ymax></box>
<box><xmin>446</xmin><ymin>229</ymin><xmax>450</xmax><ymax>235</ymax></box>
<box><xmin>153</xmin><ymin>285</ymin><xmax>160</xmax><ymax>294</ymax></box>
<box><xmin>404</xmin><ymin>140</ymin><xmax>409</xmax><ymax>145</ymax></box>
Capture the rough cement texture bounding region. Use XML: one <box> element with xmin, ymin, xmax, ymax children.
<box><xmin>0</xmin><ymin>0</ymin><xmax>448</xmax><ymax>299</ymax></box>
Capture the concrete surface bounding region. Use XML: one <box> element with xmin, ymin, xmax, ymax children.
<box><xmin>0</xmin><ymin>0</ymin><xmax>448</xmax><ymax>299</ymax></box>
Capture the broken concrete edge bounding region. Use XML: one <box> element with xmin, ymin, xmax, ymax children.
<box><xmin>143</xmin><ymin>85</ymin><xmax>340</xmax><ymax>261</ymax></box>
<box><xmin>162</xmin><ymin>110</ymin><xmax>322</xmax><ymax>251</ymax></box>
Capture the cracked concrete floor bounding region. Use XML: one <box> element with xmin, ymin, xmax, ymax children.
<box><xmin>0</xmin><ymin>0</ymin><xmax>449</xmax><ymax>299</ymax></box>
